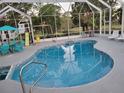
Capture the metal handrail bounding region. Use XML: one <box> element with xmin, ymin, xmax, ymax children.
<box><xmin>29</xmin><ymin>63</ymin><xmax>47</xmax><ymax>93</ymax></box>
<box><xmin>19</xmin><ymin>61</ymin><xmax>47</xmax><ymax>93</ymax></box>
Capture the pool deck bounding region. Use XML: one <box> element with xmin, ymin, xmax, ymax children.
<box><xmin>0</xmin><ymin>35</ymin><xmax>124</xmax><ymax>93</ymax></box>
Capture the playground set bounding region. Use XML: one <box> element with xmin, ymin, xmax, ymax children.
<box><xmin>0</xmin><ymin>0</ymin><xmax>113</xmax><ymax>55</ymax></box>
<box><xmin>0</xmin><ymin>5</ymin><xmax>41</xmax><ymax>55</ymax></box>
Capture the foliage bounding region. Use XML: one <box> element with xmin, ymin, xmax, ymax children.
<box><xmin>32</xmin><ymin>16</ymin><xmax>41</xmax><ymax>25</ymax></box>
<box><xmin>0</xmin><ymin>3</ymin><xmax>33</xmax><ymax>13</ymax></box>
<box><xmin>60</xmin><ymin>15</ymin><xmax>74</xmax><ymax>30</ymax></box>
<box><xmin>113</xmin><ymin>7</ymin><xmax>122</xmax><ymax>24</ymax></box>
<box><xmin>71</xmin><ymin>0</ymin><xmax>118</xmax><ymax>30</ymax></box>
<box><xmin>38</xmin><ymin>4</ymin><xmax>61</xmax><ymax>32</ymax></box>
<box><xmin>0</xmin><ymin>3</ymin><xmax>33</xmax><ymax>26</ymax></box>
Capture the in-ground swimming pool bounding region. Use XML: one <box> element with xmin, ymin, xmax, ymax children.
<box><xmin>11</xmin><ymin>40</ymin><xmax>113</xmax><ymax>88</ymax></box>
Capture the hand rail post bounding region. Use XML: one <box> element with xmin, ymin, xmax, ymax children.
<box><xmin>19</xmin><ymin>61</ymin><xmax>47</xmax><ymax>93</ymax></box>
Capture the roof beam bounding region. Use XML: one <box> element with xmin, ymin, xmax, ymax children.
<box><xmin>0</xmin><ymin>5</ymin><xmax>35</xmax><ymax>43</ymax></box>
<box><xmin>0</xmin><ymin>6</ymin><xmax>10</xmax><ymax>14</ymax></box>
<box><xmin>0</xmin><ymin>5</ymin><xmax>30</xmax><ymax>19</ymax></box>
<box><xmin>86</xmin><ymin>0</ymin><xmax>102</xmax><ymax>34</ymax></box>
<box><xmin>99</xmin><ymin>0</ymin><xmax>112</xmax><ymax>35</ymax></box>
<box><xmin>0</xmin><ymin>0</ymin><xmax>86</xmax><ymax>3</ymax></box>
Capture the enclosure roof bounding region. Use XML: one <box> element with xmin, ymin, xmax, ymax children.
<box><xmin>0</xmin><ymin>0</ymin><xmax>123</xmax><ymax>4</ymax></box>
<box><xmin>117</xmin><ymin>0</ymin><xmax>124</xmax><ymax>7</ymax></box>
<box><xmin>118</xmin><ymin>0</ymin><xmax>124</xmax><ymax>3</ymax></box>
<box><xmin>0</xmin><ymin>0</ymin><xmax>87</xmax><ymax>3</ymax></box>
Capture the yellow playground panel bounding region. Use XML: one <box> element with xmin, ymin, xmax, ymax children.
<box><xmin>35</xmin><ymin>35</ymin><xmax>41</xmax><ymax>43</ymax></box>
<box><xmin>25</xmin><ymin>32</ymin><xmax>30</xmax><ymax>47</ymax></box>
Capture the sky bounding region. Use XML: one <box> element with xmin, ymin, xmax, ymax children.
<box><xmin>118</xmin><ymin>0</ymin><xmax>124</xmax><ymax>3</ymax></box>
<box><xmin>31</xmin><ymin>2</ymin><xmax>121</xmax><ymax>16</ymax></box>
<box><xmin>58</xmin><ymin>2</ymin><xmax>121</xmax><ymax>13</ymax></box>
<box><xmin>31</xmin><ymin>2</ymin><xmax>72</xmax><ymax>15</ymax></box>
<box><xmin>58</xmin><ymin>2</ymin><xmax>73</xmax><ymax>13</ymax></box>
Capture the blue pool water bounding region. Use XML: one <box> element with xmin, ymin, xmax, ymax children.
<box><xmin>11</xmin><ymin>40</ymin><xmax>113</xmax><ymax>88</ymax></box>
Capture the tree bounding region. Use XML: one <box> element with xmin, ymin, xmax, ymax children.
<box><xmin>0</xmin><ymin>3</ymin><xmax>33</xmax><ymax>26</ymax></box>
<box><xmin>38</xmin><ymin>4</ymin><xmax>61</xmax><ymax>32</ymax></box>
<box><xmin>30</xmin><ymin>3</ymin><xmax>43</xmax><ymax>16</ymax></box>
<box><xmin>118</xmin><ymin>8</ymin><xmax>122</xmax><ymax>24</ymax></box>
<box><xmin>71</xmin><ymin>2</ymin><xmax>93</xmax><ymax>29</ymax></box>
<box><xmin>0</xmin><ymin>3</ymin><xmax>33</xmax><ymax>14</ymax></box>
<box><xmin>71</xmin><ymin>0</ymin><xmax>118</xmax><ymax>29</ymax></box>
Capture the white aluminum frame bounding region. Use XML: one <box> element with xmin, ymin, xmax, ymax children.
<box><xmin>86</xmin><ymin>0</ymin><xmax>102</xmax><ymax>34</ymax></box>
<box><xmin>118</xmin><ymin>0</ymin><xmax>124</xmax><ymax>35</ymax></box>
<box><xmin>99</xmin><ymin>0</ymin><xmax>112</xmax><ymax>35</ymax></box>
<box><xmin>121</xmin><ymin>4</ymin><xmax>124</xmax><ymax>34</ymax></box>
<box><xmin>0</xmin><ymin>5</ymin><xmax>35</xmax><ymax>43</ymax></box>
<box><xmin>0</xmin><ymin>0</ymin><xmax>86</xmax><ymax>3</ymax></box>
<box><xmin>0</xmin><ymin>0</ymin><xmax>112</xmax><ymax>36</ymax></box>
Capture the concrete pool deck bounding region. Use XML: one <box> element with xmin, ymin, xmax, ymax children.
<box><xmin>0</xmin><ymin>35</ymin><xmax>124</xmax><ymax>93</ymax></box>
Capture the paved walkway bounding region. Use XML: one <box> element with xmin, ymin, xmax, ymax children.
<box><xmin>0</xmin><ymin>36</ymin><xmax>124</xmax><ymax>93</ymax></box>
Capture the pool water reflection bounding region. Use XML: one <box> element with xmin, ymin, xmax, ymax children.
<box><xmin>11</xmin><ymin>40</ymin><xmax>113</xmax><ymax>88</ymax></box>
